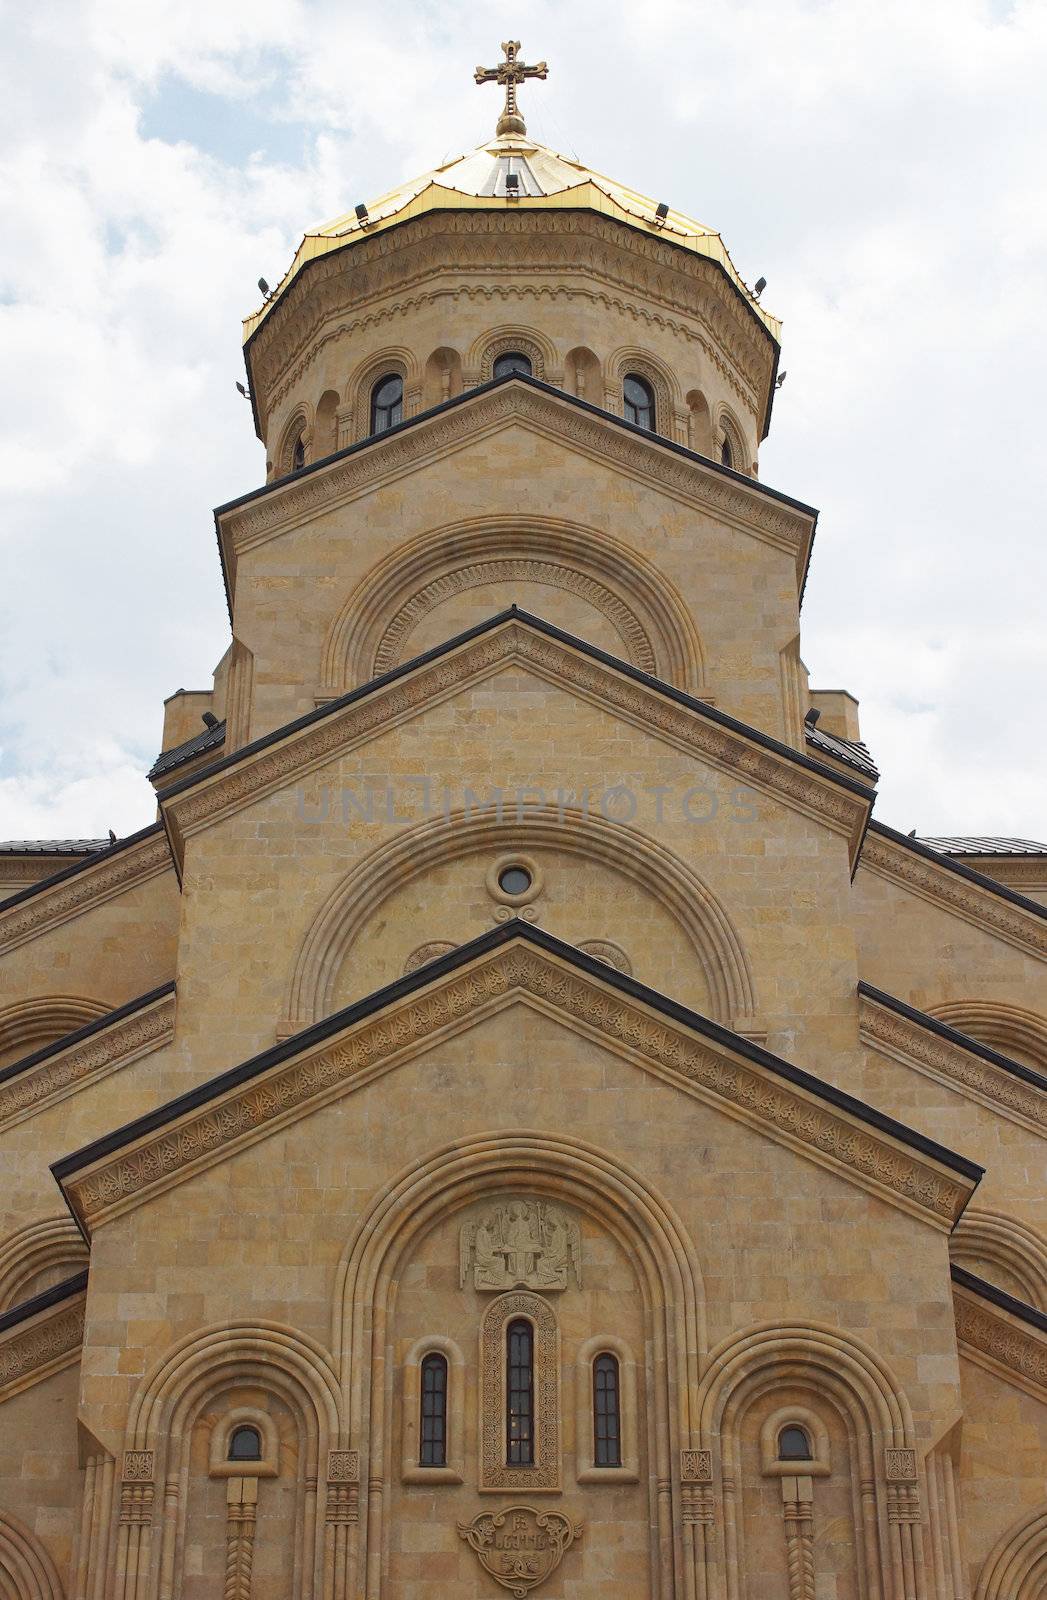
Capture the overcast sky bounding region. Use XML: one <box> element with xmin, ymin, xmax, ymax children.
<box><xmin>1</xmin><ymin>0</ymin><xmax>1044</xmax><ymax>843</ymax></box>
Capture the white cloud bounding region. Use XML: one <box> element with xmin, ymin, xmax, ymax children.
<box><xmin>0</xmin><ymin>0</ymin><xmax>1045</xmax><ymax>842</ymax></box>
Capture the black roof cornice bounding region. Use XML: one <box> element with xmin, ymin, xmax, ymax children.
<box><xmin>0</xmin><ymin>982</ymin><xmax>176</xmax><ymax>1090</ymax></box>
<box><xmin>951</xmin><ymin>1263</ymin><xmax>1047</xmax><ymax>1336</ymax></box>
<box><xmin>0</xmin><ymin>1269</ymin><xmax>89</xmax><ymax>1337</ymax></box>
<box><xmin>213</xmin><ymin>373</ymin><xmax>818</xmax><ymax>623</ymax></box>
<box><xmin>0</xmin><ymin>822</ymin><xmax>167</xmax><ymax>915</ymax></box>
<box><xmin>52</xmin><ymin>919</ymin><xmax>981</xmax><ymax>1189</ymax></box>
<box><xmin>867</xmin><ymin>819</ymin><xmax>1047</xmax><ymax>925</ymax></box>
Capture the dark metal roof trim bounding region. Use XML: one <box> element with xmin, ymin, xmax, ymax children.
<box><xmin>0</xmin><ymin>982</ymin><xmax>176</xmax><ymax>1089</ymax></box>
<box><xmin>158</xmin><ymin>607</ymin><xmax>874</xmax><ymax>810</ymax></box>
<box><xmin>0</xmin><ymin>840</ymin><xmax>108</xmax><ymax>856</ymax></box>
<box><xmin>805</xmin><ymin>725</ymin><xmax>879</xmax><ymax>780</ymax></box>
<box><xmin>868</xmin><ymin>820</ymin><xmax>1047</xmax><ymax>925</ymax></box>
<box><xmin>0</xmin><ymin>1269</ymin><xmax>89</xmax><ymax>1337</ymax></box>
<box><xmin>52</xmin><ymin>919</ymin><xmax>981</xmax><ymax>1187</ymax></box>
<box><xmin>0</xmin><ymin>823</ymin><xmax>168</xmax><ymax>915</ymax></box>
<box><xmin>919</xmin><ymin>836</ymin><xmax>1047</xmax><ymax>859</ymax></box>
<box><xmin>147</xmin><ymin>720</ymin><xmax>226</xmax><ymax>782</ymax></box>
<box><xmin>214</xmin><ymin>372</ymin><xmax>816</xmax><ymax>622</ymax></box>
<box><xmin>858</xmin><ymin>981</ymin><xmax>1047</xmax><ymax>1095</ymax></box>
<box><xmin>951</xmin><ymin>1264</ymin><xmax>1047</xmax><ymax>1335</ymax></box>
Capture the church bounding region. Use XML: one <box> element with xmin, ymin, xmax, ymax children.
<box><xmin>2</xmin><ymin>44</ymin><xmax>1047</xmax><ymax>1600</ymax></box>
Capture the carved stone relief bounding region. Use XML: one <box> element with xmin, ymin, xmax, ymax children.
<box><xmin>457</xmin><ymin>1505</ymin><xmax>582</xmax><ymax>1597</ymax></box>
<box><xmin>460</xmin><ymin>1200</ymin><xmax>581</xmax><ymax>1292</ymax></box>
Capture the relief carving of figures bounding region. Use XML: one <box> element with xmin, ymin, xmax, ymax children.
<box><xmin>460</xmin><ymin>1200</ymin><xmax>581</xmax><ymax>1291</ymax></box>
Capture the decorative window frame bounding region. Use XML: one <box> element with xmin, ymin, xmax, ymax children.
<box><xmin>479</xmin><ymin>1291</ymin><xmax>561</xmax><ymax>1492</ymax></box>
<box><xmin>208</xmin><ymin>1406</ymin><xmax>280</xmax><ymax>1479</ymax></box>
<box><xmin>485</xmin><ymin>853</ymin><xmax>543</xmax><ymax>911</ymax></box>
<box><xmin>575</xmin><ymin>1334</ymin><xmax>639</xmax><ymax>1484</ymax></box>
<box><xmin>276</xmin><ymin>408</ymin><xmax>311</xmax><ymax>478</ymax></box>
<box><xmin>476</xmin><ymin>328</ymin><xmax>555</xmax><ymax>385</ymax></box>
<box><xmin>715</xmin><ymin>404</ymin><xmax>749</xmax><ymax>476</ymax></box>
<box><xmin>348</xmin><ymin>349</ymin><xmax>415</xmax><ymax>442</ymax></box>
<box><xmin>400</xmin><ymin>1335</ymin><xmax>465</xmax><ymax>1484</ymax></box>
<box><xmin>607</xmin><ymin>349</ymin><xmax>679</xmax><ymax>441</ymax></box>
<box><xmin>758</xmin><ymin>1405</ymin><xmax>831</xmax><ymax>1478</ymax></box>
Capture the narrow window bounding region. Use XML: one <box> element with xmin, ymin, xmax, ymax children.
<box><xmin>623</xmin><ymin>373</ymin><xmax>655</xmax><ymax>431</ymax></box>
<box><xmin>291</xmin><ymin>434</ymin><xmax>306</xmax><ymax>472</ymax></box>
<box><xmin>419</xmin><ymin>1352</ymin><xmax>448</xmax><ymax>1467</ymax></box>
<box><xmin>778</xmin><ymin>1424</ymin><xmax>812</xmax><ymax>1461</ymax></box>
<box><xmin>720</xmin><ymin>431</ymin><xmax>733</xmax><ymax>468</ymax></box>
<box><xmin>506</xmin><ymin>1318</ymin><xmax>534</xmax><ymax>1465</ymax></box>
<box><xmin>228</xmin><ymin>1425</ymin><xmax>262</xmax><ymax>1462</ymax></box>
<box><xmin>593</xmin><ymin>1353</ymin><xmax>622</xmax><ymax>1467</ymax></box>
<box><xmin>493</xmin><ymin>351</ymin><xmax>533</xmax><ymax>379</ymax></box>
<box><xmin>370</xmin><ymin>373</ymin><xmax>403</xmax><ymax>435</ymax></box>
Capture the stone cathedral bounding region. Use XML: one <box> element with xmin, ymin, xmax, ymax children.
<box><xmin>3</xmin><ymin>45</ymin><xmax>1047</xmax><ymax>1600</ymax></box>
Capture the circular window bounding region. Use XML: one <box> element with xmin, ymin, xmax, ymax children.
<box><xmin>498</xmin><ymin>865</ymin><xmax>532</xmax><ymax>896</ymax></box>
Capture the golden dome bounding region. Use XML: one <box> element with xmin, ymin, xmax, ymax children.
<box><xmin>242</xmin><ymin>132</ymin><xmax>779</xmax><ymax>344</ymax></box>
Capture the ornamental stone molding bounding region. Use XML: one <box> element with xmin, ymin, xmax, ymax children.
<box><xmin>246</xmin><ymin>210</ymin><xmax>772</xmax><ymax>423</ymax></box>
<box><xmin>457</xmin><ymin>1505</ymin><xmax>582</xmax><ymax>1598</ymax></box>
<box><xmin>217</xmin><ymin>385</ymin><xmax>813</xmax><ymax>587</ymax></box>
<box><xmin>161</xmin><ymin>618</ymin><xmax>868</xmax><ymax>871</ymax></box>
<box><xmin>0</xmin><ymin>830</ymin><xmax>173</xmax><ymax>956</ymax></box>
<box><xmin>859</xmin><ymin>829</ymin><xmax>1047</xmax><ymax>961</ymax></box>
<box><xmin>0</xmin><ymin>1292</ymin><xmax>85</xmax><ymax>1401</ymax></box>
<box><xmin>954</xmin><ymin>1286</ymin><xmax>1047</xmax><ymax>1399</ymax></box>
<box><xmin>0</xmin><ymin>989</ymin><xmax>176</xmax><ymax>1132</ymax></box>
<box><xmin>58</xmin><ymin>938</ymin><xmax>974</xmax><ymax>1236</ymax></box>
<box><xmin>859</xmin><ymin>992</ymin><xmax>1047</xmax><ymax>1139</ymax></box>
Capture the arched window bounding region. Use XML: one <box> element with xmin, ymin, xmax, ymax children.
<box><xmin>592</xmin><ymin>1353</ymin><xmax>622</xmax><ymax>1467</ymax></box>
<box><xmin>493</xmin><ymin>351</ymin><xmax>533</xmax><ymax>379</ymax></box>
<box><xmin>777</xmin><ymin>1424</ymin><xmax>812</xmax><ymax>1461</ymax></box>
<box><xmin>720</xmin><ymin>431</ymin><xmax>733</xmax><ymax>469</ymax></box>
<box><xmin>291</xmin><ymin>433</ymin><xmax>306</xmax><ymax>473</ymax></box>
<box><xmin>370</xmin><ymin>373</ymin><xmax>403</xmax><ymax>435</ymax></box>
<box><xmin>228</xmin><ymin>1424</ymin><xmax>262</xmax><ymax>1462</ymax></box>
<box><xmin>623</xmin><ymin>374</ymin><xmax>655</xmax><ymax>431</ymax></box>
<box><xmin>506</xmin><ymin>1318</ymin><xmax>535</xmax><ymax>1466</ymax></box>
<box><xmin>419</xmin><ymin>1352</ymin><xmax>448</xmax><ymax>1467</ymax></box>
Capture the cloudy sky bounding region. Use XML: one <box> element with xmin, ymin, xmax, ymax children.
<box><xmin>1</xmin><ymin>0</ymin><xmax>1044</xmax><ymax>843</ymax></box>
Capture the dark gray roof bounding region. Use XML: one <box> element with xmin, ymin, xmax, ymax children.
<box><xmin>147</xmin><ymin>718</ymin><xmax>225</xmax><ymax>782</ymax></box>
<box><xmin>0</xmin><ymin>839</ymin><xmax>108</xmax><ymax>855</ymax></box>
<box><xmin>805</xmin><ymin>725</ymin><xmax>879</xmax><ymax>781</ymax></box>
<box><xmin>919</xmin><ymin>836</ymin><xmax>1047</xmax><ymax>857</ymax></box>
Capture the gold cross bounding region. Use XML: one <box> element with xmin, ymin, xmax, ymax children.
<box><xmin>474</xmin><ymin>40</ymin><xmax>548</xmax><ymax>138</ymax></box>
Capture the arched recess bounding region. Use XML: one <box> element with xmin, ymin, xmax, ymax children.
<box><xmin>695</xmin><ymin>1321</ymin><xmax>925</xmax><ymax>1600</ymax></box>
<box><xmin>469</xmin><ymin>324</ymin><xmax>558</xmax><ymax>385</ymax></box>
<box><xmin>928</xmin><ymin>1000</ymin><xmax>1047</xmax><ymax>1074</ymax></box>
<box><xmin>313</xmin><ymin>388</ymin><xmax>340</xmax><ymax>458</ymax></box>
<box><xmin>0</xmin><ymin>996</ymin><xmax>111</xmax><ymax>1071</ymax></box>
<box><xmin>0</xmin><ymin>1216</ymin><xmax>88</xmax><ymax>1312</ymax></box>
<box><xmin>607</xmin><ymin>346</ymin><xmax>682</xmax><ymax>441</ymax></box>
<box><xmin>422</xmin><ymin>346</ymin><xmax>462</xmax><ymax>409</ymax></box>
<box><xmin>976</xmin><ymin>1505</ymin><xmax>1047</xmax><ymax>1599</ymax></box>
<box><xmin>565</xmin><ymin>345</ymin><xmax>602</xmax><ymax>403</ymax></box>
<box><xmin>950</xmin><ymin>1209</ymin><xmax>1047</xmax><ymax>1309</ymax></box>
<box><xmin>332</xmin><ymin>1130</ymin><xmax>705</xmax><ymax>1600</ymax></box>
<box><xmin>275</xmin><ymin>404</ymin><xmax>311</xmax><ymax>477</ymax></box>
<box><xmin>347</xmin><ymin>346</ymin><xmax>418</xmax><ymax>440</ymax></box>
<box><xmin>320</xmin><ymin>514</ymin><xmax>705</xmax><ymax>694</ymax></box>
<box><xmin>117</xmin><ymin>1322</ymin><xmax>345</xmax><ymax>1600</ymax></box>
<box><xmin>0</xmin><ymin>1510</ymin><xmax>66</xmax><ymax>1600</ymax></box>
<box><xmin>283</xmin><ymin>806</ymin><xmax>755</xmax><ymax>1032</ymax></box>
<box><xmin>685</xmin><ymin>388</ymin><xmax>712</xmax><ymax>456</ymax></box>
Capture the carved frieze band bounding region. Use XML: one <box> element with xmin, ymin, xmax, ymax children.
<box><xmin>221</xmin><ymin>387</ymin><xmax>809</xmax><ymax>563</ymax></box>
<box><xmin>0</xmin><ymin>993</ymin><xmax>176</xmax><ymax>1130</ymax></box>
<box><xmin>64</xmin><ymin>946</ymin><xmax>969</xmax><ymax>1231</ymax></box>
<box><xmin>954</xmin><ymin>1290</ymin><xmax>1047</xmax><ymax>1396</ymax></box>
<box><xmin>0</xmin><ymin>1296</ymin><xmax>85</xmax><ymax>1398</ymax></box>
<box><xmin>860</xmin><ymin>996</ymin><xmax>1047</xmax><ymax>1138</ymax></box>
<box><xmin>165</xmin><ymin>622</ymin><xmax>866</xmax><ymax>858</ymax></box>
<box><xmin>249</xmin><ymin>211</ymin><xmax>771</xmax><ymax>419</ymax></box>
<box><xmin>0</xmin><ymin>835</ymin><xmax>172</xmax><ymax>955</ymax></box>
<box><xmin>859</xmin><ymin>833</ymin><xmax>1047</xmax><ymax>960</ymax></box>
<box><xmin>681</xmin><ymin>1448</ymin><xmax>715</xmax><ymax>1526</ymax></box>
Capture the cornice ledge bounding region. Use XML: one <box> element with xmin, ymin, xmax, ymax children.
<box><xmin>859</xmin><ymin>992</ymin><xmax>1047</xmax><ymax>1139</ymax></box>
<box><xmin>0</xmin><ymin>1286</ymin><xmax>85</xmax><ymax>1403</ymax></box>
<box><xmin>0</xmin><ymin>991</ymin><xmax>176</xmax><ymax>1132</ymax></box>
<box><xmin>161</xmin><ymin>621</ymin><xmax>870</xmax><ymax>869</ymax></box>
<box><xmin>219</xmin><ymin>385</ymin><xmax>813</xmax><ymax>579</ymax></box>
<box><xmin>0</xmin><ymin>830</ymin><xmax>173</xmax><ymax>956</ymax></box>
<box><xmin>859</xmin><ymin>829</ymin><xmax>1047</xmax><ymax>961</ymax></box>
<box><xmin>954</xmin><ymin>1283</ymin><xmax>1047</xmax><ymax>1400</ymax></box>
<box><xmin>59</xmin><ymin>943</ymin><xmax>971</xmax><ymax>1237</ymax></box>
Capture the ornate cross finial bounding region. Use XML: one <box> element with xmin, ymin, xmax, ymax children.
<box><xmin>474</xmin><ymin>40</ymin><xmax>548</xmax><ymax>138</ymax></box>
